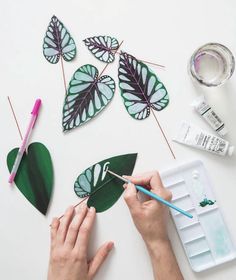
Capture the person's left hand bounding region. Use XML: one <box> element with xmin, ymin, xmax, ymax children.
<box><xmin>48</xmin><ymin>204</ymin><xmax>114</xmax><ymax>280</ymax></box>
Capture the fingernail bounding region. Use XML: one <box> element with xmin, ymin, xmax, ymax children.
<box><xmin>107</xmin><ymin>242</ymin><xmax>114</xmax><ymax>251</ymax></box>
<box><xmin>123</xmin><ymin>183</ymin><xmax>127</xmax><ymax>189</ymax></box>
<box><xmin>89</xmin><ymin>206</ymin><xmax>95</xmax><ymax>212</ymax></box>
<box><xmin>66</xmin><ymin>205</ymin><xmax>74</xmax><ymax>213</ymax></box>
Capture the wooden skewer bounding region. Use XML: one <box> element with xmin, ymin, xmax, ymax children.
<box><xmin>7</xmin><ymin>96</ymin><xmax>23</xmax><ymax>140</ymax></box>
<box><xmin>115</xmin><ymin>50</ymin><xmax>165</xmax><ymax>69</ymax></box>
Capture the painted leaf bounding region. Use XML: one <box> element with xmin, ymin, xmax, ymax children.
<box><xmin>118</xmin><ymin>52</ymin><xmax>169</xmax><ymax>120</ymax></box>
<box><xmin>43</xmin><ymin>15</ymin><xmax>76</xmax><ymax>64</ymax></box>
<box><xmin>74</xmin><ymin>153</ymin><xmax>137</xmax><ymax>212</ymax></box>
<box><xmin>83</xmin><ymin>36</ymin><xmax>119</xmax><ymax>63</ymax></box>
<box><xmin>7</xmin><ymin>142</ymin><xmax>54</xmax><ymax>215</ymax></box>
<box><xmin>62</xmin><ymin>64</ymin><xmax>115</xmax><ymax>131</ymax></box>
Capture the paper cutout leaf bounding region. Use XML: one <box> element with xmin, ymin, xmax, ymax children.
<box><xmin>7</xmin><ymin>142</ymin><xmax>54</xmax><ymax>215</ymax></box>
<box><xmin>118</xmin><ymin>52</ymin><xmax>169</xmax><ymax>120</ymax></box>
<box><xmin>83</xmin><ymin>36</ymin><xmax>119</xmax><ymax>63</ymax></box>
<box><xmin>43</xmin><ymin>15</ymin><xmax>76</xmax><ymax>64</ymax></box>
<box><xmin>62</xmin><ymin>64</ymin><xmax>115</xmax><ymax>131</ymax></box>
<box><xmin>74</xmin><ymin>153</ymin><xmax>137</xmax><ymax>212</ymax></box>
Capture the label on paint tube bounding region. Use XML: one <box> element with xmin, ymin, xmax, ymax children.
<box><xmin>173</xmin><ymin>121</ymin><xmax>234</xmax><ymax>156</ymax></box>
<box><xmin>191</xmin><ymin>95</ymin><xmax>227</xmax><ymax>137</ymax></box>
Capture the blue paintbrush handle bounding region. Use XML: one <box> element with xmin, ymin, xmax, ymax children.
<box><xmin>135</xmin><ymin>185</ymin><xmax>193</xmax><ymax>219</ymax></box>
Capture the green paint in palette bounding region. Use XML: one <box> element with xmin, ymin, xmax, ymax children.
<box><xmin>199</xmin><ymin>198</ymin><xmax>216</xmax><ymax>207</ymax></box>
<box><xmin>7</xmin><ymin>142</ymin><xmax>54</xmax><ymax>215</ymax></box>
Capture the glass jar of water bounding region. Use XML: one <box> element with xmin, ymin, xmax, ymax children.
<box><xmin>189</xmin><ymin>43</ymin><xmax>235</xmax><ymax>87</ymax></box>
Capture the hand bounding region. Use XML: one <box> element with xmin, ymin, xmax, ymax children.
<box><xmin>123</xmin><ymin>172</ymin><xmax>183</xmax><ymax>280</ymax></box>
<box><xmin>123</xmin><ymin>171</ymin><xmax>172</xmax><ymax>247</ymax></box>
<box><xmin>48</xmin><ymin>204</ymin><xmax>114</xmax><ymax>280</ymax></box>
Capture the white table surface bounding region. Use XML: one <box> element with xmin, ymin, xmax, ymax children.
<box><xmin>1</xmin><ymin>0</ymin><xmax>236</xmax><ymax>279</ymax></box>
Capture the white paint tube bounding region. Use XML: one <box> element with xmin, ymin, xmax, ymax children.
<box><xmin>191</xmin><ymin>95</ymin><xmax>227</xmax><ymax>137</ymax></box>
<box><xmin>173</xmin><ymin>121</ymin><xmax>234</xmax><ymax>156</ymax></box>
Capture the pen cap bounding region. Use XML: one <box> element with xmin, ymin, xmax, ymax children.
<box><xmin>31</xmin><ymin>99</ymin><xmax>42</xmax><ymax>115</ymax></box>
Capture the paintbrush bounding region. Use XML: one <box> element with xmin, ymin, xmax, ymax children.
<box><xmin>107</xmin><ymin>169</ymin><xmax>193</xmax><ymax>219</ymax></box>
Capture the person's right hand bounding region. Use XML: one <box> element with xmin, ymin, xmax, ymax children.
<box><xmin>123</xmin><ymin>171</ymin><xmax>172</xmax><ymax>247</ymax></box>
<box><xmin>123</xmin><ymin>172</ymin><xmax>184</xmax><ymax>280</ymax></box>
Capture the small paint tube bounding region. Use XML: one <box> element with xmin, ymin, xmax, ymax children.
<box><xmin>173</xmin><ymin>121</ymin><xmax>234</xmax><ymax>156</ymax></box>
<box><xmin>191</xmin><ymin>95</ymin><xmax>227</xmax><ymax>136</ymax></box>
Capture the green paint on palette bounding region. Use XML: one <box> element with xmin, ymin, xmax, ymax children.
<box><xmin>74</xmin><ymin>153</ymin><xmax>138</xmax><ymax>212</ymax></box>
<box><xmin>199</xmin><ymin>198</ymin><xmax>216</xmax><ymax>207</ymax></box>
<box><xmin>7</xmin><ymin>142</ymin><xmax>54</xmax><ymax>215</ymax></box>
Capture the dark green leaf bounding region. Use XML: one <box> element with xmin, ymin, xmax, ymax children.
<box><xmin>74</xmin><ymin>153</ymin><xmax>137</xmax><ymax>212</ymax></box>
<box><xmin>7</xmin><ymin>142</ymin><xmax>54</xmax><ymax>215</ymax></box>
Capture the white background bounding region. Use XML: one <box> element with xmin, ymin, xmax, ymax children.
<box><xmin>1</xmin><ymin>0</ymin><xmax>236</xmax><ymax>279</ymax></box>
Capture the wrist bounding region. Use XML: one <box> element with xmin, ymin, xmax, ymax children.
<box><xmin>145</xmin><ymin>238</ymin><xmax>171</xmax><ymax>257</ymax></box>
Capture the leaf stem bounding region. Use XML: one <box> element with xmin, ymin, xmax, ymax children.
<box><xmin>138</xmin><ymin>59</ymin><xmax>165</xmax><ymax>69</ymax></box>
<box><xmin>150</xmin><ymin>108</ymin><xmax>176</xmax><ymax>159</ymax></box>
<box><xmin>7</xmin><ymin>96</ymin><xmax>23</xmax><ymax>140</ymax></box>
<box><xmin>99</xmin><ymin>40</ymin><xmax>124</xmax><ymax>78</ymax></box>
<box><xmin>115</xmin><ymin>51</ymin><xmax>165</xmax><ymax>69</ymax></box>
<box><xmin>60</xmin><ymin>57</ymin><xmax>67</xmax><ymax>94</ymax></box>
<box><xmin>55</xmin><ymin>177</ymin><xmax>115</xmax><ymax>222</ymax></box>
<box><xmin>56</xmin><ymin>197</ymin><xmax>89</xmax><ymax>221</ymax></box>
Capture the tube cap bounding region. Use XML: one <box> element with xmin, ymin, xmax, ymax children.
<box><xmin>218</xmin><ymin>126</ymin><xmax>228</xmax><ymax>137</ymax></box>
<box><xmin>228</xmin><ymin>146</ymin><xmax>235</xmax><ymax>156</ymax></box>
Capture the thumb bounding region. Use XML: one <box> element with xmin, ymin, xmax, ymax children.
<box><xmin>88</xmin><ymin>242</ymin><xmax>114</xmax><ymax>279</ymax></box>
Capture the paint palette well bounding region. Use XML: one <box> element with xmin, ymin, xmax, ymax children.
<box><xmin>161</xmin><ymin>160</ymin><xmax>236</xmax><ymax>272</ymax></box>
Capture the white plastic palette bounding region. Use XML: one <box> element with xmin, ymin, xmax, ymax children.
<box><xmin>161</xmin><ymin>160</ymin><xmax>236</xmax><ymax>272</ymax></box>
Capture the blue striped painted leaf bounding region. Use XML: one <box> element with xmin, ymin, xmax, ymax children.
<box><xmin>74</xmin><ymin>153</ymin><xmax>137</xmax><ymax>212</ymax></box>
<box><xmin>43</xmin><ymin>15</ymin><xmax>76</xmax><ymax>64</ymax></box>
<box><xmin>62</xmin><ymin>64</ymin><xmax>115</xmax><ymax>131</ymax></box>
<box><xmin>118</xmin><ymin>52</ymin><xmax>169</xmax><ymax>120</ymax></box>
<box><xmin>83</xmin><ymin>36</ymin><xmax>119</xmax><ymax>63</ymax></box>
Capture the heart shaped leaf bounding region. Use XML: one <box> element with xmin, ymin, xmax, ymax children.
<box><xmin>43</xmin><ymin>15</ymin><xmax>76</xmax><ymax>64</ymax></box>
<box><xmin>118</xmin><ymin>52</ymin><xmax>169</xmax><ymax>120</ymax></box>
<box><xmin>83</xmin><ymin>36</ymin><xmax>119</xmax><ymax>63</ymax></box>
<box><xmin>7</xmin><ymin>142</ymin><xmax>54</xmax><ymax>215</ymax></box>
<box><xmin>74</xmin><ymin>153</ymin><xmax>137</xmax><ymax>212</ymax></box>
<box><xmin>62</xmin><ymin>64</ymin><xmax>115</xmax><ymax>131</ymax></box>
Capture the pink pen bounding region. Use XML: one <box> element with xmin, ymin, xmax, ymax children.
<box><xmin>8</xmin><ymin>99</ymin><xmax>42</xmax><ymax>183</ymax></box>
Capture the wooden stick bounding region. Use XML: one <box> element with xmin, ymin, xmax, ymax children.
<box><xmin>7</xmin><ymin>96</ymin><xmax>23</xmax><ymax>140</ymax></box>
<box><xmin>57</xmin><ymin>197</ymin><xmax>89</xmax><ymax>221</ymax></box>
<box><xmin>150</xmin><ymin>108</ymin><xmax>176</xmax><ymax>159</ymax></box>
<box><xmin>99</xmin><ymin>40</ymin><xmax>124</xmax><ymax>78</ymax></box>
<box><xmin>60</xmin><ymin>57</ymin><xmax>67</xmax><ymax>95</ymax></box>
<box><xmin>115</xmin><ymin>51</ymin><xmax>165</xmax><ymax>69</ymax></box>
<box><xmin>54</xmin><ymin>177</ymin><xmax>115</xmax><ymax>223</ymax></box>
